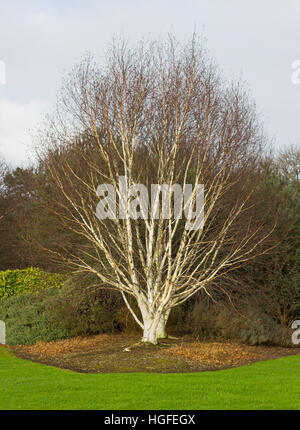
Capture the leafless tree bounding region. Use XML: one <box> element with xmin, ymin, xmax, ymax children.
<box><xmin>276</xmin><ymin>144</ymin><xmax>300</xmax><ymax>182</ymax></box>
<box><xmin>38</xmin><ymin>35</ymin><xmax>273</xmax><ymax>344</ymax></box>
<box><xmin>0</xmin><ymin>156</ymin><xmax>9</xmax><ymax>222</ymax></box>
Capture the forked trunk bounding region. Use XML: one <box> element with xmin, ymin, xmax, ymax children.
<box><xmin>141</xmin><ymin>309</ymin><xmax>168</xmax><ymax>345</ymax></box>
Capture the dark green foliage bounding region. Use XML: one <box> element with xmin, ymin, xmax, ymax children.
<box><xmin>0</xmin><ymin>288</ymin><xmax>68</xmax><ymax>345</ymax></box>
<box><xmin>237</xmin><ymin>309</ymin><xmax>291</xmax><ymax>347</ymax></box>
<box><xmin>242</xmin><ymin>155</ymin><xmax>300</xmax><ymax>327</ymax></box>
<box><xmin>55</xmin><ymin>272</ymin><xmax>141</xmax><ymax>334</ymax></box>
<box><xmin>0</xmin><ymin>279</ymin><xmax>126</xmax><ymax>345</ymax></box>
<box><xmin>52</xmin><ymin>280</ymin><xmax>124</xmax><ymax>337</ymax></box>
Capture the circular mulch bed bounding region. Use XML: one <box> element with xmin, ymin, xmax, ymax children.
<box><xmin>12</xmin><ymin>334</ymin><xmax>300</xmax><ymax>373</ymax></box>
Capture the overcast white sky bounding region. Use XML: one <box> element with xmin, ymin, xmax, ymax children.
<box><xmin>0</xmin><ymin>0</ymin><xmax>300</xmax><ymax>165</ymax></box>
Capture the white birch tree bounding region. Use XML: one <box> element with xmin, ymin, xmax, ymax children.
<box><xmin>39</xmin><ymin>36</ymin><xmax>272</xmax><ymax>344</ymax></box>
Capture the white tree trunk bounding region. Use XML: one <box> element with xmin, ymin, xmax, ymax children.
<box><xmin>156</xmin><ymin>313</ymin><xmax>168</xmax><ymax>339</ymax></box>
<box><xmin>139</xmin><ymin>302</ymin><xmax>168</xmax><ymax>344</ymax></box>
<box><xmin>142</xmin><ymin>316</ymin><xmax>160</xmax><ymax>344</ymax></box>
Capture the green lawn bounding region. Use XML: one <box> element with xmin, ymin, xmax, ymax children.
<box><xmin>0</xmin><ymin>346</ymin><xmax>299</xmax><ymax>410</ymax></box>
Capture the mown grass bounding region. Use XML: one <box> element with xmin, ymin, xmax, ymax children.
<box><xmin>0</xmin><ymin>346</ymin><xmax>299</xmax><ymax>410</ymax></box>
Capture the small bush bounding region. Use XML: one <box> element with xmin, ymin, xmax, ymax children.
<box><xmin>52</xmin><ymin>281</ymin><xmax>123</xmax><ymax>336</ymax></box>
<box><xmin>54</xmin><ymin>275</ymin><xmax>141</xmax><ymax>335</ymax></box>
<box><xmin>0</xmin><ymin>288</ymin><xmax>69</xmax><ymax>345</ymax></box>
<box><xmin>0</xmin><ymin>267</ymin><xmax>64</xmax><ymax>300</ymax></box>
<box><xmin>188</xmin><ymin>297</ymin><xmax>293</xmax><ymax>347</ymax></box>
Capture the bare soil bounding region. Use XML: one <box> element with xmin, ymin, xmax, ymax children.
<box><xmin>12</xmin><ymin>334</ymin><xmax>300</xmax><ymax>373</ymax></box>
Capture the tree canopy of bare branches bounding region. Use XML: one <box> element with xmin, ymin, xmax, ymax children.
<box><xmin>38</xmin><ymin>35</ymin><xmax>272</xmax><ymax>344</ymax></box>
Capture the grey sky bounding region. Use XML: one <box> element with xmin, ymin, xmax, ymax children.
<box><xmin>0</xmin><ymin>0</ymin><xmax>299</xmax><ymax>165</ymax></box>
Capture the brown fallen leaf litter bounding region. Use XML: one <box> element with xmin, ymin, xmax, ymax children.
<box><xmin>15</xmin><ymin>334</ymin><xmax>112</xmax><ymax>356</ymax></box>
<box><xmin>12</xmin><ymin>334</ymin><xmax>300</xmax><ymax>373</ymax></box>
<box><xmin>165</xmin><ymin>341</ymin><xmax>264</xmax><ymax>367</ymax></box>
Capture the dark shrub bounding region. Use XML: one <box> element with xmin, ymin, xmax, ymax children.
<box><xmin>52</xmin><ymin>281</ymin><xmax>124</xmax><ymax>336</ymax></box>
<box><xmin>188</xmin><ymin>296</ymin><xmax>293</xmax><ymax>347</ymax></box>
<box><xmin>0</xmin><ymin>288</ymin><xmax>68</xmax><ymax>345</ymax></box>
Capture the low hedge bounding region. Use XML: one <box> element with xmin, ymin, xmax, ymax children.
<box><xmin>0</xmin><ymin>288</ymin><xmax>69</xmax><ymax>345</ymax></box>
<box><xmin>0</xmin><ymin>267</ymin><xmax>64</xmax><ymax>300</ymax></box>
<box><xmin>0</xmin><ymin>283</ymin><xmax>124</xmax><ymax>345</ymax></box>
